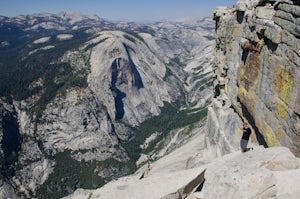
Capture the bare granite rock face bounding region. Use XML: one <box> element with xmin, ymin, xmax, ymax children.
<box><xmin>63</xmin><ymin>145</ymin><xmax>300</xmax><ymax>199</ymax></box>
<box><xmin>88</xmin><ymin>31</ymin><xmax>172</xmax><ymax>126</ymax></box>
<box><xmin>197</xmin><ymin>147</ymin><xmax>300</xmax><ymax>199</ymax></box>
<box><xmin>211</xmin><ymin>0</ymin><xmax>300</xmax><ymax>155</ymax></box>
<box><xmin>0</xmin><ymin>179</ymin><xmax>18</xmax><ymax>199</ymax></box>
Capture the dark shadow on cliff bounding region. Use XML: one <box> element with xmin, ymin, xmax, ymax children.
<box><xmin>265</xmin><ymin>38</ymin><xmax>278</xmax><ymax>52</ymax></box>
<box><xmin>291</xmin><ymin>0</ymin><xmax>300</xmax><ymax>5</ymax></box>
<box><xmin>109</xmin><ymin>44</ymin><xmax>145</xmax><ymax>120</ymax></box>
<box><xmin>123</xmin><ymin>43</ymin><xmax>144</xmax><ymax>89</ymax></box>
<box><xmin>238</xmin><ymin>97</ymin><xmax>268</xmax><ymax>148</ymax></box>
<box><xmin>111</xmin><ymin>58</ymin><xmax>126</xmax><ymax>120</ymax></box>
<box><xmin>1</xmin><ymin>107</ymin><xmax>22</xmax><ymax>178</ymax></box>
<box><xmin>236</xmin><ymin>11</ymin><xmax>244</xmax><ymax>24</ymax></box>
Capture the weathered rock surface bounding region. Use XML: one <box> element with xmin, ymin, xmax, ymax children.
<box><xmin>34</xmin><ymin>88</ymin><xmax>126</xmax><ymax>161</ymax></box>
<box><xmin>88</xmin><ymin>31</ymin><xmax>172</xmax><ymax>126</ymax></box>
<box><xmin>0</xmin><ymin>179</ymin><xmax>18</xmax><ymax>199</ymax></box>
<box><xmin>212</xmin><ymin>0</ymin><xmax>300</xmax><ymax>155</ymax></box>
<box><xmin>64</xmin><ymin>145</ymin><xmax>300</xmax><ymax>199</ymax></box>
<box><xmin>196</xmin><ymin>147</ymin><xmax>300</xmax><ymax>199</ymax></box>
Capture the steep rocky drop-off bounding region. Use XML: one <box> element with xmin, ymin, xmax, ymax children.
<box><xmin>64</xmin><ymin>139</ymin><xmax>300</xmax><ymax>199</ymax></box>
<box><xmin>0</xmin><ymin>14</ymin><xmax>214</xmax><ymax>198</ymax></box>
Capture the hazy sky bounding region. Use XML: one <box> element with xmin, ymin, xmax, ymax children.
<box><xmin>0</xmin><ymin>0</ymin><xmax>237</xmax><ymax>21</ymax></box>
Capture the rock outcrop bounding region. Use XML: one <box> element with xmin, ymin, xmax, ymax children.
<box><xmin>212</xmin><ymin>0</ymin><xmax>300</xmax><ymax>155</ymax></box>
<box><xmin>88</xmin><ymin>31</ymin><xmax>172</xmax><ymax>126</ymax></box>
<box><xmin>64</xmin><ymin>145</ymin><xmax>300</xmax><ymax>199</ymax></box>
<box><xmin>0</xmin><ymin>179</ymin><xmax>18</xmax><ymax>199</ymax></box>
<box><xmin>196</xmin><ymin>147</ymin><xmax>300</xmax><ymax>199</ymax></box>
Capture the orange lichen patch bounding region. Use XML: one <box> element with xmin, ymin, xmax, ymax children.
<box><xmin>273</xmin><ymin>65</ymin><xmax>294</xmax><ymax>105</ymax></box>
<box><xmin>237</xmin><ymin>51</ymin><xmax>262</xmax><ymax>110</ymax></box>
<box><xmin>237</xmin><ymin>49</ymin><xmax>262</xmax><ymax>97</ymax></box>
<box><xmin>244</xmin><ymin>52</ymin><xmax>262</xmax><ymax>88</ymax></box>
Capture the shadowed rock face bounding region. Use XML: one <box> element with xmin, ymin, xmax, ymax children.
<box><xmin>110</xmin><ymin>58</ymin><xmax>127</xmax><ymax>120</ymax></box>
<box><xmin>123</xmin><ymin>44</ymin><xmax>144</xmax><ymax>89</ymax></box>
<box><xmin>88</xmin><ymin>31</ymin><xmax>172</xmax><ymax>126</ymax></box>
<box><xmin>0</xmin><ymin>103</ymin><xmax>21</xmax><ymax>178</ymax></box>
<box><xmin>110</xmin><ymin>44</ymin><xmax>145</xmax><ymax>120</ymax></box>
<box><xmin>212</xmin><ymin>0</ymin><xmax>300</xmax><ymax>156</ymax></box>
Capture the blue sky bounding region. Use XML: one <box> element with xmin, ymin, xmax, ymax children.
<box><xmin>0</xmin><ymin>0</ymin><xmax>237</xmax><ymax>21</ymax></box>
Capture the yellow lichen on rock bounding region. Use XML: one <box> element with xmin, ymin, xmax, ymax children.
<box><xmin>281</xmin><ymin>75</ymin><xmax>294</xmax><ymax>105</ymax></box>
<box><xmin>275</xmin><ymin>99</ymin><xmax>288</xmax><ymax>119</ymax></box>
<box><xmin>239</xmin><ymin>86</ymin><xmax>248</xmax><ymax>96</ymax></box>
<box><xmin>265</xmin><ymin>125</ymin><xmax>280</xmax><ymax>147</ymax></box>
<box><xmin>274</xmin><ymin>65</ymin><xmax>294</xmax><ymax>105</ymax></box>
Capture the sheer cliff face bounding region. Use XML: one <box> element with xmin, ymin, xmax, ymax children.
<box><xmin>212</xmin><ymin>0</ymin><xmax>300</xmax><ymax>155</ymax></box>
<box><xmin>88</xmin><ymin>31</ymin><xmax>171</xmax><ymax>126</ymax></box>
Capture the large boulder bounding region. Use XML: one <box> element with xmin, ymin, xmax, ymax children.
<box><xmin>197</xmin><ymin>147</ymin><xmax>300</xmax><ymax>198</ymax></box>
<box><xmin>64</xmin><ymin>147</ymin><xmax>300</xmax><ymax>199</ymax></box>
